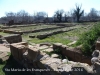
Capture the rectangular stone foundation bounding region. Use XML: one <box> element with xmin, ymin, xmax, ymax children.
<box><xmin>4</xmin><ymin>34</ymin><xmax>22</xmax><ymax>44</ymax></box>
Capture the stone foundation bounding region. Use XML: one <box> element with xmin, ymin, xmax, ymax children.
<box><xmin>10</xmin><ymin>42</ymin><xmax>94</xmax><ymax>75</ymax></box>
<box><xmin>4</xmin><ymin>34</ymin><xmax>22</xmax><ymax>44</ymax></box>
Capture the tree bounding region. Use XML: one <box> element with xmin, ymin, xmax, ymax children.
<box><xmin>5</xmin><ymin>12</ymin><xmax>15</xmax><ymax>21</ymax></box>
<box><xmin>43</xmin><ymin>13</ymin><xmax>49</xmax><ymax>23</ymax></box>
<box><xmin>17</xmin><ymin>10</ymin><xmax>29</xmax><ymax>24</ymax></box>
<box><xmin>34</xmin><ymin>11</ymin><xmax>47</xmax><ymax>23</ymax></box>
<box><xmin>54</xmin><ymin>9</ymin><xmax>64</xmax><ymax>22</ymax></box>
<box><xmin>64</xmin><ymin>12</ymin><xmax>70</xmax><ymax>22</ymax></box>
<box><xmin>73</xmin><ymin>4</ymin><xmax>84</xmax><ymax>22</ymax></box>
<box><xmin>88</xmin><ymin>8</ymin><xmax>98</xmax><ymax>21</ymax></box>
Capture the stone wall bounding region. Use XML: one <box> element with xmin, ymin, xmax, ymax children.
<box><xmin>2</xmin><ymin>26</ymin><xmax>64</xmax><ymax>34</ymax></box>
<box><xmin>53</xmin><ymin>43</ymin><xmax>92</xmax><ymax>65</ymax></box>
<box><xmin>29</xmin><ymin>28</ymin><xmax>75</xmax><ymax>39</ymax></box>
<box><xmin>1</xmin><ymin>24</ymin><xmax>37</xmax><ymax>29</ymax></box>
<box><xmin>3</xmin><ymin>30</ymin><xmax>23</xmax><ymax>35</ymax></box>
<box><xmin>4</xmin><ymin>34</ymin><xmax>22</xmax><ymax>44</ymax></box>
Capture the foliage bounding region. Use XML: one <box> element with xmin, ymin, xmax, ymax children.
<box><xmin>76</xmin><ymin>23</ymin><xmax>100</xmax><ymax>56</ymax></box>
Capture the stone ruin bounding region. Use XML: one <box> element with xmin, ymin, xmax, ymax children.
<box><xmin>0</xmin><ymin>34</ymin><xmax>22</xmax><ymax>63</ymax></box>
<box><xmin>1</xmin><ymin>34</ymin><xmax>100</xmax><ymax>75</ymax></box>
<box><xmin>9</xmin><ymin>41</ymin><xmax>100</xmax><ymax>75</ymax></box>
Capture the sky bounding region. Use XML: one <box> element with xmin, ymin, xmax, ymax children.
<box><xmin>0</xmin><ymin>0</ymin><xmax>100</xmax><ymax>17</ymax></box>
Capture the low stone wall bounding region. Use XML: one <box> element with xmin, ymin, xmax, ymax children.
<box><xmin>29</xmin><ymin>28</ymin><xmax>75</xmax><ymax>39</ymax></box>
<box><xmin>3</xmin><ymin>30</ymin><xmax>23</xmax><ymax>35</ymax></box>
<box><xmin>4</xmin><ymin>34</ymin><xmax>22</xmax><ymax>44</ymax></box>
<box><xmin>1</xmin><ymin>24</ymin><xmax>37</xmax><ymax>29</ymax></box>
<box><xmin>2</xmin><ymin>26</ymin><xmax>64</xmax><ymax>34</ymax></box>
<box><xmin>53</xmin><ymin>43</ymin><xmax>92</xmax><ymax>65</ymax></box>
<box><xmin>45</xmin><ymin>23</ymin><xmax>76</xmax><ymax>27</ymax></box>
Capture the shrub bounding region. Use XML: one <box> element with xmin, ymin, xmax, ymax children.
<box><xmin>76</xmin><ymin>23</ymin><xmax>100</xmax><ymax>56</ymax></box>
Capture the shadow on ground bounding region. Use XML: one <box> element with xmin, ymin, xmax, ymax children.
<box><xmin>2</xmin><ymin>55</ymin><xmax>33</xmax><ymax>75</ymax></box>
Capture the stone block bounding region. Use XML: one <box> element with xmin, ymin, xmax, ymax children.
<box><xmin>95</xmin><ymin>41</ymin><xmax>100</xmax><ymax>50</ymax></box>
<box><xmin>63</xmin><ymin>47</ymin><xmax>75</xmax><ymax>60</ymax></box>
<box><xmin>10</xmin><ymin>42</ymin><xmax>28</xmax><ymax>61</ymax></box>
<box><xmin>74</xmin><ymin>52</ymin><xmax>82</xmax><ymax>62</ymax></box>
<box><xmin>53</xmin><ymin>43</ymin><xmax>62</xmax><ymax>50</ymax></box>
<box><xmin>27</xmin><ymin>47</ymin><xmax>40</xmax><ymax>63</ymax></box>
<box><xmin>4</xmin><ymin>34</ymin><xmax>22</xmax><ymax>44</ymax></box>
<box><xmin>81</xmin><ymin>56</ymin><xmax>92</xmax><ymax>65</ymax></box>
<box><xmin>44</xmin><ymin>48</ymin><xmax>54</xmax><ymax>53</ymax></box>
<box><xmin>51</xmin><ymin>54</ymin><xmax>59</xmax><ymax>58</ymax></box>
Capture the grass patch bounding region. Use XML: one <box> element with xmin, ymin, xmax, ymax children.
<box><xmin>28</xmin><ymin>35</ymin><xmax>71</xmax><ymax>45</ymax></box>
<box><xmin>22</xmin><ymin>24</ymin><xmax>93</xmax><ymax>45</ymax></box>
<box><xmin>7</xmin><ymin>25</ymin><xmax>57</xmax><ymax>31</ymax></box>
<box><xmin>0</xmin><ymin>64</ymin><xmax>5</xmax><ymax>75</ymax></box>
<box><xmin>0</xmin><ymin>32</ymin><xmax>9</xmax><ymax>36</ymax></box>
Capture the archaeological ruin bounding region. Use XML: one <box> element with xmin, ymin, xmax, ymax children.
<box><xmin>0</xmin><ymin>34</ymin><xmax>100</xmax><ymax>75</ymax></box>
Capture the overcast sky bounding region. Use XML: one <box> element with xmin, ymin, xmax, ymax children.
<box><xmin>0</xmin><ymin>0</ymin><xmax>100</xmax><ymax>17</ymax></box>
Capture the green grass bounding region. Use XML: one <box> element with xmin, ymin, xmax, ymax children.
<box><xmin>28</xmin><ymin>35</ymin><xmax>71</xmax><ymax>45</ymax></box>
<box><xmin>0</xmin><ymin>32</ymin><xmax>9</xmax><ymax>36</ymax></box>
<box><xmin>7</xmin><ymin>25</ymin><xmax>58</xmax><ymax>31</ymax></box>
<box><xmin>0</xmin><ymin>64</ymin><xmax>5</xmax><ymax>75</ymax></box>
<box><xmin>73</xmin><ymin>23</ymin><xmax>100</xmax><ymax>56</ymax></box>
<box><xmin>22</xmin><ymin>24</ymin><xmax>93</xmax><ymax>45</ymax></box>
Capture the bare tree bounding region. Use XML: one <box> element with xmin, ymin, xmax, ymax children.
<box><xmin>34</xmin><ymin>11</ymin><xmax>47</xmax><ymax>23</ymax></box>
<box><xmin>43</xmin><ymin>13</ymin><xmax>49</xmax><ymax>23</ymax></box>
<box><xmin>54</xmin><ymin>9</ymin><xmax>64</xmax><ymax>22</ymax></box>
<box><xmin>17</xmin><ymin>10</ymin><xmax>29</xmax><ymax>24</ymax></box>
<box><xmin>5</xmin><ymin>12</ymin><xmax>15</xmax><ymax>21</ymax></box>
<box><xmin>73</xmin><ymin>4</ymin><xmax>84</xmax><ymax>22</ymax></box>
<box><xmin>88</xmin><ymin>8</ymin><xmax>98</xmax><ymax>21</ymax></box>
<box><xmin>64</xmin><ymin>12</ymin><xmax>70</xmax><ymax>22</ymax></box>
